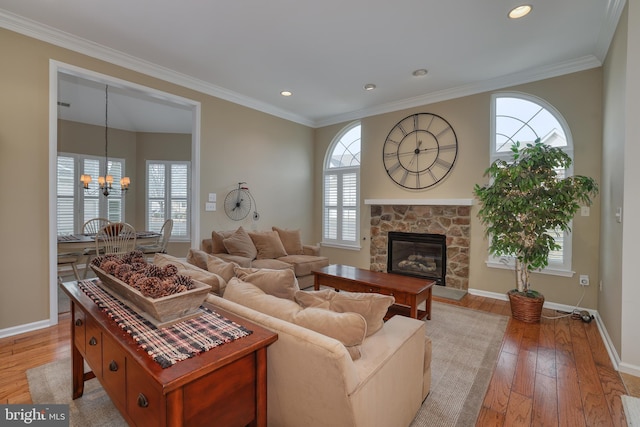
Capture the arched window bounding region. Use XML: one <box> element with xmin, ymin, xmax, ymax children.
<box><xmin>322</xmin><ymin>122</ymin><xmax>361</xmax><ymax>248</ymax></box>
<box><xmin>490</xmin><ymin>93</ymin><xmax>574</xmax><ymax>274</ymax></box>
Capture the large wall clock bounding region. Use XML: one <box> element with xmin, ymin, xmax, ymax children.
<box><xmin>383</xmin><ymin>113</ymin><xmax>458</xmax><ymax>189</ymax></box>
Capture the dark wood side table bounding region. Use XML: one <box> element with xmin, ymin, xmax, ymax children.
<box><xmin>61</xmin><ymin>281</ymin><xmax>277</xmax><ymax>427</ymax></box>
<box><xmin>313</xmin><ymin>264</ymin><xmax>435</xmax><ymax>320</ymax></box>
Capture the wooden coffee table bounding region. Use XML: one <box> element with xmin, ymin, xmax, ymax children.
<box><xmin>313</xmin><ymin>264</ymin><xmax>435</xmax><ymax>320</ymax></box>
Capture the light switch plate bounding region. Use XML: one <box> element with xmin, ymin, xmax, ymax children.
<box><xmin>208</xmin><ymin>193</ymin><xmax>217</xmax><ymax>202</ymax></box>
<box><xmin>205</xmin><ymin>202</ymin><xmax>216</xmax><ymax>211</ymax></box>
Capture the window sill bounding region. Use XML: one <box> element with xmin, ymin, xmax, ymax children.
<box><xmin>321</xmin><ymin>242</ymin><xmax>362</xmax><ymax>251</ymax></box>
<box><xmin>486</xmin><ymin>260</ymin><xmax>574</xmax><ymax>278</ymax></box>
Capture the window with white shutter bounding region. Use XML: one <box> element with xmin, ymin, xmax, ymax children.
<box><xmin>146</xmin><ymin>161</ymin><xmax>190</xmax><ymax>240</ymax></box>
<box><xmin>57</xmin><ymin>153</ymin><xmax>126</xmax><ymax>234</ymax></box>
<box><xmin>322</xmin><ymin>122</ymin><xmax>360</xmax><ymax>248</ymax></box>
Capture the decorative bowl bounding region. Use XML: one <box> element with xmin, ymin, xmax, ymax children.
<box><xmin>91</xmin><ymin>265</ymin><xmax>211</xmax><ymax>327</ymax></box>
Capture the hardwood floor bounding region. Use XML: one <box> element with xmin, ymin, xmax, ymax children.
<box><xmin>0</xmin><ymin>293</ymin><xmax>634</xmax><ymax>426</ymax></box>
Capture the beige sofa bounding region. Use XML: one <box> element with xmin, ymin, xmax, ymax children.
<box><xmin>201</xmin><ymin>226</ymin><xmax>329</xmax><ymax>289</ymax></box>
<box><xmin>206</xmin><ymin>278</ymin><xmax>432</xmax><ymax>427</ymax></box>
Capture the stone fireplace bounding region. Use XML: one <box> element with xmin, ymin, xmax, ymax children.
<box><xmin>368</xmin><ymin>201</ymin><xmax>471</xmax><ymax>290</ymax></box>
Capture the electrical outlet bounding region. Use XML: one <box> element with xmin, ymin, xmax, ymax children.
<box><xmin>579</xmin><ymin>275</ymin><xmax>589</xmax><ymax>286</ymax></box>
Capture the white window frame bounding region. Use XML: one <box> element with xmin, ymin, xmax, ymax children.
<box><xmin>322</xmin><ymin>122</ymin><xmax>361</xmax><ymax>249</ymax></box>
<box><xmin>56</xmin><ymin>152</ymin><xmax>126</xmax><ymax>234</ymax></box>
<box><xmin>488</xmin><ymin>92</ymin><xmax>574</xmax><ymax>277</ymax></box>
<box><xmin>146</xmin><ymin>160</ymin><xmax>191</xmax><ymax>241</ymax></box>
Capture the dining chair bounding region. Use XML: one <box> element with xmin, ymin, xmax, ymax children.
<box><xmin>57</xmin><ymin>253</ymin><xmax>81</xmax><ymax>285</ymax></box>
<box><xmin>137</xmin><ymin>219</ymin><xmax>173</xmax><ymax>261</ymax></box>
<box><xmin>81</xmin><ymin>217</ymin><xmax>111</xmax><ymax>279</ymax></box>
<box><xmin>95</xmin><ymin>222</ymin><xmax>137</xmax><ymax>256</ymax></box>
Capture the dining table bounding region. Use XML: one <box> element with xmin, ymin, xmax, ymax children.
<box><xmin>57</xmin><ymin>231</ymin><xmax>162</xmax><ymax>253</ymax></box>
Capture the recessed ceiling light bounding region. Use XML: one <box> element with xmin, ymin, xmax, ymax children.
<box><xmin>412</xmin><ymin>69</ymin><xmax>428</xmax><ymax>77</ymax></box>
<box><xmin>280</xmin><ymin>90</ymin><xmax>292</xmax><ymax>97</ymax></box>
<box><xmin>508</xmin><ymin>5</ymin><xmax>532</xmax><ymax>19</ymax></box>
<box><xmin>364</xmin><ymin>83</ymin><xmax>377</xmax><ymax>91</ymax></box>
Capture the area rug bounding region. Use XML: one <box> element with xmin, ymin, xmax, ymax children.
<box><xmin>28</xmin><ymin>302</ymin><xmax>507</xmax><ymax>427</ymax></box>
<box><xmin>622</xmin><ymin>395</ymin><xmax>640</xmax><ymax>426</ymax></box>
<box><xmin>411</xmin><ymin>302</ymin><xmax>508</xmax><ymax>427</ymax></box>
<box><xmin>27</xmin><ymin>360</ymin><xmax>126</xmax><ymax>427</ymax></box>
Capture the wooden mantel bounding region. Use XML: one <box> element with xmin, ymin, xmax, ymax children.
<box><xmin>364</xmin><ymin>198</ymin><xmax>473</xmax><ymax>206</ymax></box>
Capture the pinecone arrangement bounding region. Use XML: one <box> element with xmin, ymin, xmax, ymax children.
<box><xmin>91</xmin><ymin>251</ymin><xmax>195</xmax><ymax>299</ymax></box>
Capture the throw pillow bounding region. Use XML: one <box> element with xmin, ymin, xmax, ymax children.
<box><xmin>224</xmin><ymin>278</ymin><xmax>364</xmax><ymax>360</ymax></box>
<box><xmin>292</xmin><ymin>307</ymin><xmax>366</xmax><ymax>360</ymax></box>
<box><xmin>272</xmin><ymin>227</ymin><xmax>304</xmax><ymax>255</ymax></box>
<box><xmin>206</xmin><ymin>255</ymin><xmax>238</xmax><ymax>283</ymax></box>
<box><xmin>224</xmin><ymin>277</ymin><xmax>302</xmax><ymax>321</ymax></box>
<box><xmin>235</xmin><ymin>266</ymin><xmax>300</xmax><ymax>300</ymax></box>
<box><xmin>211</xmin><ymin>230</ymin><xmax>235</xmax><ymax>254</ymax></box>
<box><xmin>248</xmin><ymin>230</ymin><xmax>288</xmax><ymax>259</ymax></box>
<box><xmin>222</xmin><ymin>226</ymin><xmax>258</xmax><ymax>259</ymax></box>
<box><xmin>295</xmin><ymin>289</ymin><xmax>395</xmax><ymax>336</ymax></box>
<box><xmin>186</xmin><ymin>248</ymin><xmax>209</xmax><ymax>270</ymax></box>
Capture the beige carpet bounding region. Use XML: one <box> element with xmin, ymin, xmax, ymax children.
<box><xmin>28</xmin><ymin>301</ymin><xmax>507</xmax><ymax>427</ymax></box>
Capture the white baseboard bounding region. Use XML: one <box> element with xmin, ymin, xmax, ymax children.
<box><xmin>467</xmin><ymin>287</ymin><xmax>623</xmax><ymax>373</ymax></box>
<box><xmin>0</xmin><ymin>319</ymin><xmax>54</xmax><ymax>339</ymax></box>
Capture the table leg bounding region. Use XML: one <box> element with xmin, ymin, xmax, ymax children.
<box><xmin>72</xmin><ymin>341</ymin><xmax>85</xmax><ymax>399</ymax></box>
<box><xmin>426</xmin><ymin>288</ymin><xmax>432</xmax><ymax>320</ymax></box>
<box><xmin>410</xmin><ymin>297</ymin><xmax>418</xmax><ymax>319</ymax></box>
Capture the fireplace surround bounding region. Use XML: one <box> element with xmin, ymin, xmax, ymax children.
<box><xmin>369</xmin><ymin>202</ymin><xmax>471</xmax><ymax>290</ymax></box>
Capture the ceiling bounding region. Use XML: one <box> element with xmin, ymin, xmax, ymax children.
<box><xmin>0</xmin><ymin>0</ymin><xmax>625</xmax><ymax>130</ymax></box>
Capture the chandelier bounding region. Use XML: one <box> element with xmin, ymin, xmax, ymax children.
<box><xmin>80</xmin><ymin>85</ymin><xmax>130</xmax><ymax>197</ymax></box>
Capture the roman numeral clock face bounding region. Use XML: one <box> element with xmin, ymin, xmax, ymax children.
<box><xmin>383</xmin><ymin>113</ymin><xmax>458</xmax><ymax>189</ymax></box>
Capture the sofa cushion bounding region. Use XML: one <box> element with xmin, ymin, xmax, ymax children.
<box><xmin>234</xmin><ymin>267</ymin><xmax>300</xmax><ymax>300</ymax></box>
<box><xmin>277</xmin><ymin>254</ymin><xmax>330</xmax><ymax>277</ymax></box>
<box><xmin>205</xmin><ymin>255</ymin><xmax>238</xmax><ymax>283</ymax></box>
<box><xmin>224</xmin><ymin>278</ymin><xmax>365</xmax><ymax>359</ymax></box>
<box><xmin>250</xmin><ymin>258</ymin><xmax>293</xmax><ymax>271</ymax></box>
<box><xmin>272</xmin><ymin>227</ymin><xmax>304</xmax><ymax>255</ymax></box>
<box><xmin>248</xmin><ymin>230</ymin><xmax>288</xmax><ymax>259</ymax></box>
<box><xmin>222</xmin><ymin>226</ymin><xmax>257</xmax><ymax>259</ymax></box>
<box><xmin>153</xmin><ymin>253</ymin><xmax>226</xmax><ymax>296</ymax></box>
<box><xmin>211</xmin><ymin>230</ymin><xmax>235</xmax><ymax>254</ymax></box>
<box><xmin>295</xmin><ymin>289</ymin><xmax>395</xmax><ymax>336</ymax></box>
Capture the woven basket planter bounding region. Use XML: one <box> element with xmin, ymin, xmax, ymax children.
<box><xmin>508</xmin><ymin>290</ymin><xmax>545</xmax><ymax>323</ymax></box>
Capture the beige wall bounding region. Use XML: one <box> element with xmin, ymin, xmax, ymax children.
<box><xmin>601</xmin><ymin>3</ymin><xmax>627</xmax><ymax>357</ymax></box>
<box><xmin>0</xmin><ymin>28</ymin><xmax>314</xmax><ymax>330</ymax></box>
<box><xmin>316</xmin><ymin>69</ymin><xmax>603</xmax><ymax>309</ymax></box>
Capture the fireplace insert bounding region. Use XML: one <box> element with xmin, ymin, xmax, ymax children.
<box><xmin>387</xmin><ymin>231</ymin><xmax>446</xmax><ymax>286</ymax></box>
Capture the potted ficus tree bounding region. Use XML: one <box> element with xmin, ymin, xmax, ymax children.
<box><xmin>473</xmin><ymin>139</ymin><xmax>598</xmax><ymax>323</ymax></box>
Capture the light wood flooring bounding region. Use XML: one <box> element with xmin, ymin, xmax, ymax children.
<box><xmin>0</xmin><ymin>291</ymin><xmax>637</xmax><ymax>426</ymax></box>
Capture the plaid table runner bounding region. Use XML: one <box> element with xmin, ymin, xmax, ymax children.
<box><xmin>78</xmin><ymin>280</ymin><xmax>253</xmax><ymax>368</ymax></box>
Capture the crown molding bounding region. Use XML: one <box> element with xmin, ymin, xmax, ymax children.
<box><xmin>1</xmin><ymin>0</ymin><xmax>625</xmax><ymax>130</ymax></box>
<box><xmin>0</xmin><ymin>10</ymin><xmax>315</xmax><ymax>127</ymax></box>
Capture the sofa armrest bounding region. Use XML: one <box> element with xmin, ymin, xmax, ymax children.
<box><xmin>302</xmin><ymin>244</ymin><xmax>321</xmax><ymax>256</ymax></box>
